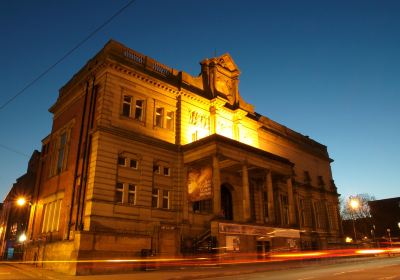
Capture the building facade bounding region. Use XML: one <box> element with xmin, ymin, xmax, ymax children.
<box><xmin>0</xmin><ymin>150</ymin><xmax>40</xmax><ymax>260</ymax></box>
<box><xmin>25</xmin><ymin>40</ymin><xmax>342</xmax><ymax>274</ymax></box>
<box><xmin>369</xmin><ymin>197</ymin><xmax>400</xmax><ymax>243</ymax></box>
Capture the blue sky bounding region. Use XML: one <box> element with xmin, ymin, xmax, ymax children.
<box><xmin>0</xmin><ymin>0</ymin><xmax>399</xmax><ymax>201</ymax></box>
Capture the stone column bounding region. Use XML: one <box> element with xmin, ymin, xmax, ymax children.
<box><xmin>286</xmin><ymin>177</ymin><xmax>296</xmax><ymax>225</ymax></box>
<box><xmin>212</xmin><ymin>155</ymin><xmax>221</xmax><ymax>216</ymax></box>
<box><xmin>242</xmin><ymin>163</ymin><xmax>251</xmax><ymax>221</ymax></box>
<box><xmin>266</xmin><ymin>171</ymin><xmax>275</xmax><ymax>224</ymax></box>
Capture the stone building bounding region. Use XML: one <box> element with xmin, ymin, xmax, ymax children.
<box><xmin>25</xmin><ymin>40</ymin><xmax>342</xmax><ymax>274</ymax></box>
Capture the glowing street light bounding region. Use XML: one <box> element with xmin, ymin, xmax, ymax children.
<box><xmin>349</xmin><ymin>198</ymin><xmax>360</xmax><ymax>245</ymax></box>
<box><xmin>18</xmin><ymin>233</ymin><xmax>27</xmax><ymax>243</ymax></box>
<box><xmin>16</xmin><ymin>197</ymin><xmax>27</xmax><ymax>207</ymax></box>
<box><xmin>350</xmin><ymin>199</ymin><xmax>359</xmax><ymax>210</ymax></box>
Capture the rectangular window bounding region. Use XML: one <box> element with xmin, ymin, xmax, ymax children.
<box><xmin>56</xmin><ymin>132</ymin><xmax>67</xmax><ymax>173</ymax></box>
<box><xmin>155</xmin><ymin>107</ymin><xmax>164</xmax><ymax>128</ymax></box>
<box><xmin>122</xmin><ymin>95</ymin><xmax>132</xmax><ymax>117</ymax></box>
<box><xmin>281</xmin><ymin>195</ymin><xmax>289</xmax><ymax>225</ymax></box>
<box><xmin>130</xmin><ymin>159</ymin><xmax>138</xmax><ymax>169</ymax></box>
<box><xmin>135</xmin><ymin>100</ymin><xmax>144</xmax><ymax>121</ymax></box>
<box><xmin>304</xmin><ymin>171</ymin><xmax>311</xmax><ymax>184</ymax></box>
<box><xmin>153</xmin><ymin>165</ymin><xmax>160</xmax><ymax>174</ymax></box>
<box><xmin>162</xmin><ymin>190</ymin><xmax>169</xmax><ymax>209</ymax></box>
<box><xmin>128</xmin><ymin>184</ymin><xmax>136</xmax><ymax>204</ymax></box>
<box><xmin>166</xmin><ymin>111</ymin><xmax>174</xmax><ymax>130</ymax></box>
<box><xmin>193</xmin><ymin>199</ymin><xmax>212</xmax><ymax>213</ymax></box>
<box><xmin>41</xmin><ymin>199</ymin><xmax>62</xmax><ymax>233</ymax></box>
<box><xmin>152</xmin><ymin>189</ymin><xmax>159</xmax><ymax>208</ymax></box>
<box><xmin>318</xmin><ymin>176</ymin><xmax>325</xmax><ymax>187</ymax></box>
<box><xmin>41</xmin><ymin>204</ymin><xmax>49</xmax><ymax>233</ymax></box>
<box><xmin>118</xmin><ymin>156</ymin><xmax>126</xmax><ymax>166</ymax></box>
<box><xmin>163</xmin><ymin>167</ymin><xmax>170</xmax><ymax>176</ymax></box>
<box><xmin>115</xmin><ymin>182</ymin><xmax>124</xmax><ymax>203</ymax></box>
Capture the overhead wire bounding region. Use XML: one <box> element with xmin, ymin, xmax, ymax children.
<box><xmin>0</xmin><ymin>0</ymin><xmax>137</xmax><ymax>158</ymax></box>
<box><xmin>0</xmin><ymin>0</ymin><xmax>137</xmax><ymax>111</ymax></box>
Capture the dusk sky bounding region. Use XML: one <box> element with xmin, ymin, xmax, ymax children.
<box><xmin>1</xmin><ymin>0</ymin><xmax>399</xmax><ymax>201</ymax></box>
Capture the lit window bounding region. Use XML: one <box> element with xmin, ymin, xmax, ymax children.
<box><xmin>128</xmin><ymin>184</ymin><xmax>136</xmax><ymax>204</ymax></box>
<box><xmin>115</xmin><ymin>182</ymin><xmax>124</xmax><ymax>203</ymax></box>
<box><xmin>41</xmin><ymin>199</ymin><xmax>62</xmax><ymax>233</ymax></box>
<box><xmin>162</xmin><ymin>190</ymin><xmax>169</xmax><ymax>209</ymax></box>
<box><xmin>122</xmin><ymin>95</ymin><xmax>132</xmax><ymax>117</ymax></box>
<box><xmin>118</xmin><ymin>156</ymin><xmax>126</xmax><ymax>166</ymax></box>
<box><xmin>135</xmin><ymin>100</ymin><xmax>144</xmax><ymax>121</ymax></box>
<box><xmin>163</xmin><ymin>167</ymin><xmax>170</xmax><ymax>176</ymax></box>
<box><xmin>130</xmin><ymin>159</ymin><xmax>138</xmax><ymax>169</ymax></box>
<box><xmin>166</xmin><ymin>111</ymin><xmax>174</xmax><ymax>130</ymax></box>
<box><xmin>155</xmin><ymin>107</ymin><xmax>164</xmax><ymax>128</ymax></box>
<box><xmin>152</xmin><ymin>189</ymin><xmax>159</xmax><ymax>208</ymax></box>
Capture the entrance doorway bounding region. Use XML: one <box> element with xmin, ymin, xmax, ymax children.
<box><xmin>221</xmin><ymin>184</ymin><xmax>233</xmax><ymax>220</ymax></box>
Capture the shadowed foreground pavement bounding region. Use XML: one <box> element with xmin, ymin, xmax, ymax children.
<box><xmin>0</xmin><ymin>255</ymin><xmax>399</xmax><ymax>280</ymax></box>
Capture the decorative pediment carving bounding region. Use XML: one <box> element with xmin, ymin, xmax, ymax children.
<box><xmin>200</xmin><ymin>53</ymin><xmax>254</xmax><ymax>113</ymax></box>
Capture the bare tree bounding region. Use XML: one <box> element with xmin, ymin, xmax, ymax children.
<box><xmin>341</xmin><ymin>193</ymin><xmax>375</xmax><ymax>220</ymax></box>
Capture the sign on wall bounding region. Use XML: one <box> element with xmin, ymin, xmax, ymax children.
<box><xmin>187</xmin><ymin>165</ymin><xmax>213</xmax><ymax>201</ymax></box>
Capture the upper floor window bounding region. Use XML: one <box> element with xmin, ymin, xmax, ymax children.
<box><xmin>135</xmin><ymin>100</ymin><xmax>144</xmax><ymax>121</ymax></box>
<box><xmin>166</xmin><ymin>111</ymin><xmax>174</xmax><ymax>130</ymax></box>
<box><xmin>163</xmin><ymin>167</ymin><xmax>170</xmax><ymax>176</ymax></box>
<box><xmin>122</xmin><ymin>95</ymin><xmax>132</xmax><ymax>117</ymax></box>
<box><xmin>128</xmin><ymin>184</ymin><xmax>136</xmax><ymax>204</ymax></box>
<box><xmin>118</xmin><ymin>154</ymin><xmax>139</xmax><ymax>170</ymax></box>
<box><xmin>121</xmin><ymin>95</ymin><xmax>145</xmax><ymax>122</ymax></box>
<box><xmin>130</xmin><ymin>159</ymin><xmax>138</xmax><ymax>169</ymax></box>
<box><xmin>115</xmin><ymin>182</ymin><xmax>136</xmax><ymax>205</ymax></box>
<box><xmin>162</xmin><ymin>190</ymin><xmax>170</xmax><ymax>209</ymax></box>
<box><xmin>155</xmin><ymin>107</ymin><xmax>164</xmax><ymax>128</ymax></box>
<box><xmin>118</xmin><ymin>156</ymin><xmax>127</xmax><ymax>166</ymax></box>
<box><xmin>56</xmin><ymin>132</ymin><xmax>67</xmax><ymax>174</ymax></box>
<box><xmin>317</xmin><ymin>176</ymin><xmax>325</xmax><ymax>187</ymax></box>
<box><xmin>115</xmin><ymin>182</ymin><xmax>124</xmax><ymax>203</ymax></box>
<box><xmin>303</xmin><ymin>171</ymin><xmax>311</xmax><ymax>184</ymax></box>
<box><xmin>152</xmin><ymin>188</ymin><xmax>159</xmax><ymax>208</ymax></box>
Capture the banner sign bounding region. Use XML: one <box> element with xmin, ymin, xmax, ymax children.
<box><xmin>187</xmin><ymin>165</ymin><xmax>213</xmax><ymax>201</ymax></box>
<box><xmin>219</xmin><ymin>222</ymin><xmax>300</xmax><ymax>238</ymax></box>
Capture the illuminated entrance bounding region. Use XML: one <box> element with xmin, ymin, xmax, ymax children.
<box><xmin>221</xmin><ymin>184</ymin><xmax>233</xmax><ymax>220</ymax></box>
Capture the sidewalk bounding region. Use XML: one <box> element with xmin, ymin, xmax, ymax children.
<box><xmin>5</xmin><ymin>255</ymin><xmax>399</xmax><ymax>280</ymax></box>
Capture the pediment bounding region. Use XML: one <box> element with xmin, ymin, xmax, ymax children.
<box><xmin>215</xmin><ymin>53</ymin><xmax>240</xmax><ymax>74</ymax></box>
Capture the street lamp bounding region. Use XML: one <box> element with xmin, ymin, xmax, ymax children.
<box><xmin>349</xmin><ymin>198</ymin><xmax>359</xmax><ymax>245</ymax></box>
<box><xmin>16</xmin><ymin>197</ymin><xmax>27</xmax><ymax>207</ymax></box>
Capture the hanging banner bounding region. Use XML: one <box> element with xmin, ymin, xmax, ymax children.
<box><xmin>187</xmin><ymin>165</ymin><xmax>213</xmax><ymax>201</ymax></box>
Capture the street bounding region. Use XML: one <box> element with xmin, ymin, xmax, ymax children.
<box><xmin>214</xmin><ymin>257</ymin><xmax>400</xmax><ymax>280</ymax></box>
<box><xmin>0</xmin><ymin>256</ymin><xmax>399</xmax><ymax>280</ymax></box>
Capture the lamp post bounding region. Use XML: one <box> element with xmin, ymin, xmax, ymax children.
<box><xmin>350</xmin><ymin>198</ymin><xmax>359</xmax><ymax>245</ymax></box>
<box><xmin>15</xmin><ymin>196</ymin><xmax>30</xmax><ymax>260</ymax></box>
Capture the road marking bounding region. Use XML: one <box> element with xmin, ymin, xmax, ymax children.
<box><xmin>297</xmin><ymin>277</ymin><xmax>315</xmax><ymax>280</ymax></box>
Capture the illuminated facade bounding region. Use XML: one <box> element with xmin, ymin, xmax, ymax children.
<box><xmin>25</xmin><ymin>40</ymin><xmax>342</xmax><ymax>274</ymax></box>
